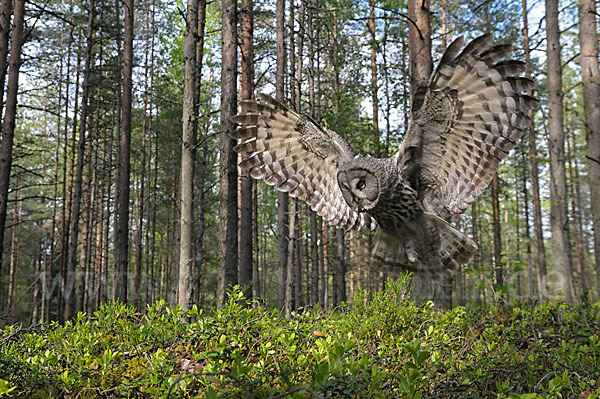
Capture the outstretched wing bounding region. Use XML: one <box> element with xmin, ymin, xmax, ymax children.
<box><xmin>232</xmin><ymin>93</ymin><xmax>376</xmax><ymax>230</ymax></box>
<box><xmin>397</xmin><ymin>34</ymin><xmax>539</xmax><ymax>216</ymax></box>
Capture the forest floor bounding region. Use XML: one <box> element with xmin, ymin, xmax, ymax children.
<box><xmin>1</xmin><ymin>279</ymin><xmax>599</xmax><ymax>398</ymax></box>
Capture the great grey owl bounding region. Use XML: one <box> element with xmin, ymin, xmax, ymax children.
<box><xmin>232</xmin><ymin>34</ymin><xmax>538</xmax><ymax>274</ymax></box>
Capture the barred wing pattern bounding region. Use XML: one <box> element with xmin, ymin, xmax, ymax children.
<box><xmin>398</xmin><ymin>34</ymin><xmax>539</xmax><ymax>216</ymax></box>
<box><xmin>232</xmin><ymin>94</ymin><xmax>375</xmax><ymax>230</ymax></box>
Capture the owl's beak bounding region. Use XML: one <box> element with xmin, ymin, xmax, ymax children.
<box><xmin>353</xmin><ymin>196</ymin><xmax>359</xmax><ymax>204</ymax></box>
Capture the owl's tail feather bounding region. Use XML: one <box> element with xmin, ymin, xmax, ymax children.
<box><xmin>371</xmin><ymin>214</ymin><xmax>477</xmax><ymax>276</ymax></box>
<box><xmin>425</xmin><ymin>213</ymin><xmax>478</xmax><ymax>273</ymax></box>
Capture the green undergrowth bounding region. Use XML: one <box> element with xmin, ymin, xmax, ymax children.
<box><xmin>1</xmin><ymin>278</ymin><xmax>600</xmax><ymax>398</ymax></box>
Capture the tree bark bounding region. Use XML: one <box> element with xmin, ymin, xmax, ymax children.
<box><xmin>0</xmin><ymin>0</ymin><xmax>24</xmax><ymax>293</ymax></box>
<box><xmin>407</xmin><ymin>0</ymin><xmax>431</xmax><ymax>109</ymax></box>
<box><xmin>194</xmin><ymin>0</ymin><xmax>207</xmax><ymax>307</ymax></box>
<box><xmin>578</xmin><ymin>0</ymin><xmax>600</xmax><ymax>300</ymax></box>
<box><xmin>276</xmin><ymin>0</ymin><xmax>288</xmax><ymax>310</ymax></box>
<box><xmin>284</xmin><ymin>198</ymin><xmax>297</xmax><ymax>317</ymax></box>
<box><xmin>472</xmin><ymin>200</ymin><xmax>482</xmax><ymax>306</ymax></box>
<box><xmin>178</xmin><ymin>0</ymin><xmax>199</xmax><ymax>312</ymax></box>
<box><xmin>406</xmin><ymin>0</ymin><xmax>433</xmax><ymax>303</ymax></box>
<box><xmin>522</xmin><ymin>0</ymin><xmax>548</xmax><ymax>301</ymax></box>
<box><xmin>546</xmin><ymin>0</ymin><xmax>574</xmax><ymax>303</ymax></box>
<box><xmin>566</xmin><ymin>126</ymin><xmax>587</xmax><ymax>298</ymax></box>
<box><xmin>114</xmin><ymin>0</ymin><xmax>134</xmax><ymax>303</ymax></box>
<box><xmin>0</xmin><ymin>0</ymin><xmax>12</xmax><ymax>121</ymax></box>
<box><xmin>238</xmin><ymin>0</ymin><xmax>254</xmax><ymax>301</ymax></box>
<box><xmin>307</xmin><ymin>0</ymin><xmax>319</xmax><ymax>306</ymax></box>
<box><xmin>368</xmin><ymin>0</ymin><xmax>379</xmax><ymax>155</ymax></box>
<box><xmin>217</xmin><ymin>0</ymin><xmax>238</xmax><ymax>307</ymax></box>
<box><xmin>334</xmin><ymin>227</ymin><xmax>346</xmax><ymax>304</ymax></box>
<box><xmin>65</xmin><ymin>12</ymin><xmax>93</xmax><ymax>320</ymax></box>
<box><xmin>492</xmin><ymin>173</ymin><xmax>503</xmax><ymax>290</ymax></box>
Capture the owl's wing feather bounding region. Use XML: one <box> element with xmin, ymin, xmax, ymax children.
<box><xmin>232</xmin><ymin>93</ymin><xmax>376</xmax><ymax>230</ymax></box>
<box><xmin>397</xmin><ymin>34</ymin><xmax>539</xmax><ymax>215</ymax></box>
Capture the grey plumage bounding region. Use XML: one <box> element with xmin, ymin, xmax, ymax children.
<box><xmin>231</xmin><ymin>34</ymin><xmax>538</xmax><ymax>275</ymax></box>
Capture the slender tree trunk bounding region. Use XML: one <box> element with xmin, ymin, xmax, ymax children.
<box><xmin>276</xmin><ymin>0</ymin><xmax>288</xmax><ymax>310</ymax></box>
<box><xmin>178</xmin><ymin>0</ymin><xmax>199</xmax><ymax>312</ymax></box>
<box><xmin>440</xmin><ymin>0</ymin><xmax>448</xmax><ymax>49</ymax></box>
<box><xmin>114</xmin><ymin>0</ymin><xmax>134</xmax><ymax>303</ymax></box>
<box><xmin>334</xmin><ymin>227</ymin><xmax>346</xmax><ymax>304</ymax></box>
<box><xmin>217</xmin><ymin>0</ymin><xmax>238</xmax><ymax>306</ymax></box>
<box><xmin>0</xmin><ymin>0</ymin><xmax>24</xmax><ymax>287</ymax></box>
<box><xmin>134</xmin><ymin>0</ymin><xmax>153</xmax><ymax>311</ymax></box>
<box><xmin>307</xmin><ymin>0</ymin><xmax>319</xmax><ymax>305</ymax></box>
<box><xmin>406</xmin><ymin>0</ymin><xmax>433</xmax><ymax>303</ymax></box>
<box><xmin>239</xmin><ymin>0</ymin><xmax>254</xmax><ymax>300</ymax></box>
<box><xmin>0</xmin><ymin>0</ymin><xmax>12</xmax><ymax>119</ymax></box>
<box><xmin>566</xmin><ymin>127</ymin><xmax>587</xmax><ymax>298</ymax></box>
<box><xmin>407</xmin><ymin>0</ymin><xmax>431</xmax><ymax>109</ymax></box>
<box><xmin>546</xmin><ymin>0</ymin><xmax>574</xmax><ymax>303</ymax></box>
<box><xmin>194</xmin><ymin>0</ymin><xmax>207</xmax><ymax>307</ymax></box>
<box><xmin>30</xmin><ymin>239</ymin><xmax>43</xmax><ymax>325</ymax></box>
<box><xmin>78</xmin><ymin>113</ymin><xmax>96</xmax><ymax>313</ymax></box>
<box><xmin>368</xmin><ymin>0</ymin><xmax>379</xmax><ymax>155</ymax></box>
<box><xmin>5</xmin><ymin>185</ymin><xmax>21</xmax><ymax>322</ymax></box>
<box><xmin>0</xmin><ymin>0</ymin><xmax>11</xmax><ymax>309</ymax></box>
<box><xmin>253</xmin><ymin>181</ymin><xmax>260</xmax><ymax>300</ymax></box>
<box><xmin>492</xmin><ymin>173</ymin><xmax>503</xmax><ymax>290</ymax></box>
<box><xmin>65</xmin><ymin>2</ymin><xmax>94</xmax><ymax>320</ymax></box>
<box><xmin>578</xmin><ymin>0</ymin><xmax>600</xmax><ymax>300</ymax></box>
<box><xmin>47</xmin><ymin>40</ymin><xmax>64</xmax><ymax>320</ymax></box>
<box><xmin>321</xmin><ymin>220</ymin><xmax>329</xmax><ymax>307</ymax></box>
<box><xmin>294</xmin><ymin>209</ymin><xmax>302</xmax><ymax>306</ymax></box>
<box><xmin>522</xmin><ymin>149</ymin><xmax>535</xmax><ymax>302</ymax></box>
<box><xmin>522</xmin><ymin>0</ymin><xmax>547</xmax><ymax>301</ymax></box>
<box><xmin>284</xmin><ymin>199</ymin><xmax>297</xmax><ymax>317</ymax></box>
<box><xmin>472</xmin><ymin>201</ymin><xmax>482</xmax><ymax>306</ymax></box>
<box><xmin>146</xmin><ymin>0</ymin><xmax>157</xmax><ymax>305</ymax></box>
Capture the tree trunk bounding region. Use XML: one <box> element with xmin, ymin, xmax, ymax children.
<box><xmin>284</xmin><ymin>199</ymin><xmax>297</xmax><ymax>317</ymax></box>
<box><xmin>578</xmin><ymin>0</ymin><xmax>600</xmax><ymax>300</ymax></box>
<box><xmin>178</xmin><ymin>0</ymin><xmax>199</xmax><ymax>312</ymax></box>
<box><xmin>321</xmin><ymin>220</ymin><xmax>329</xmax><ymax>307</ymax></box>
<box><xmin>368</xmin><ymin>0</ymin><xmax>379</xmax><ymax>155</ymax></box>
<box><xmin>194</xmin><ymin>0</ymin><xmax>207</xmax><ymax>306</ymax></box>
<box><xmin>5</xmin><ymin>182</ymin><xmax>21</xmax><ymax>322</ymax></box>
<box><xmin>334</xmin><ymin>227</ymin><xmax>346</xmax><ymax>305</ymax></box>
<box><xmin>217</xmin><ymin>0</ymin><xmax>238</xmax><ymax>307</ymax></box>
<box><xmin>406</xmin><ymin>0</ymin><xmax>433</xmax><ymax>303</ymax></box>
<box><xmin>294</xmin><ymin>209</ymin><xmax>302</xmax><ymax>307</ymax></box>
<box><xmin>546</xmin><ymin>0</ymin><xmax>574</xmax><ymax>303</ymax></box>
<box><xmin>276</xmin><ymin>0</ymin><xmax>288</xmax><ymax>310</ymax></box>
<box><xmin>0</xmin><ymin>0</ymin><xmax>12</xmax><ymax>120</ymax></box>
<box><xmin>307</xmin><ymin>0</ymin><xmax>319</xmax><ymax>305</ymax></box>
<box><xmin>134</xmin><ymin>0</ymin><xmax>154</xmax><ymax>311</ymax></box>
<box><xmin>492</xmin><ymin>173</ymin><xmax>503</xmax><ymax>291</ymax></box>
<box><xmin>0</xmin><ymin>0</ymin><xmax>24</xmax><ymax>292</ymax></box>
<box><xmin>238</xmin><ymin>0</ymin><xmax>254</xmax><ymax>301</ymax></box>
<box><xmin>472</xmin><ymin>201</ymin><xmax>482</xmax><ymax>306</ymax></box>
<box><xmin>522</xmin><ymin>148</ymin><xmax>535</xmax><ymax>303</ymax></box>
<box><xmin>114</xmin><ymin>0</ymin><xmax>134</xmax><ymax>303</ymax></box>
<box><xmin>566</xmin><ymin>127</ymin><xmax>587</xmax><ymax>298</ymax></box>
<box><xmin>522</xmin><ymin>0</ymin><xmax>547</xmax><ymax>301</ymax></box>
<box><xmin>77</xmin><ymin>114</ymin><xmax>96</xmax><ymax>314</ymax></box>
<box><xmin>65</xmin><ymin>12</ymin><xmax>93</xmax><ymax>320</ymax></box>
<box><xmin>407</xmin><ymin>0</ymin><xmax>431</xmax><ymax>109</ymax></box>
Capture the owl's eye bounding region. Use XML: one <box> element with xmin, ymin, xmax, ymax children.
<box><xmin>357</xmin><ymin>180</ymin><xmax>366</xmax><ymax>190</ymax></box>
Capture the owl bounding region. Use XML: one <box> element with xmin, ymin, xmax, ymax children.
<box><xmin>232</xmin><ymin>34</ymin><xmax>538</xmax><ymax>274</ymax></box>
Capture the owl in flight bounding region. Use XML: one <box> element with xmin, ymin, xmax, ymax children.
<box><xmin>232</xmin><ymin>34</ymin><xmax>538</xmax><ymax>274</ymax></box>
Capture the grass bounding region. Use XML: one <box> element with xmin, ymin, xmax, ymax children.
<box><xmin>1</xmin><ymin>276</ymin><xmax>599</xmax><ymax>398</ymax></box>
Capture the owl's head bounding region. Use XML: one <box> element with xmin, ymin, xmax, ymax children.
<box><xmin>337</xmin><ymin>158</ymin><xmax>381</xmax><ymax>212</ymax></box>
